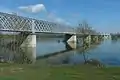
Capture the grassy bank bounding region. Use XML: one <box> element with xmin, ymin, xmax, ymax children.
<box><xmin>0</xmin><ymin>63</ymin><xmax>120</xmax><ymax>80</ymax></box>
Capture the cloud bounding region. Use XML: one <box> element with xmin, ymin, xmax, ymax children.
<box><xmin>18</xmin><ymin>4</ymin><xmax>46</xmax><ymax>13</ymax></box>
<box><xmin>47</xmin><ymin>12</ymin><xmax>70</xmax><ymax>25</ymax></box>
<box><xmin>18</xmin><ymin>4</ymin><xmax>70</xmax><ymax>25</ymax></box>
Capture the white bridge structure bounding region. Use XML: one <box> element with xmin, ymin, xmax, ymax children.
<box><xmin>0</xmin><ymin>12</ymin><xmax>101</xmax><ymax>49</ymax></box>
<box><xmin>0</xmin><ymin>12</ymin><xmax>75</xmax><ymax>34</ymax></box>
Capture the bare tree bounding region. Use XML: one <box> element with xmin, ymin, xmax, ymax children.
<box><xmin>76</xmin><ymin>20</ymin><xmax>94</xmax><ymax>34</ymax></box>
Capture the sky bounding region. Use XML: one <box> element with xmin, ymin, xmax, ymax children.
<box><xmin>0</xmin><ymin>0</ymin><xmax>120</xmax><ymax>33</ymax></box>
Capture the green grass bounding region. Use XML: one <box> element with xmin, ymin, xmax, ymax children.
<box><xmin>0</xmin><ymin>63</ymin><xmax>120</xmax><ymax>80</ymax></box>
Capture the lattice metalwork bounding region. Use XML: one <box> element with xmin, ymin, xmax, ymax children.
<box><xmin>0</xmin><ymin>12</ymin><xmax>75</xmax><ymax>34</ymax></box>
<box><xmin>0</xmin><ymin>12</ymin><xmax>32</xmax><ymax>32</ymax></box>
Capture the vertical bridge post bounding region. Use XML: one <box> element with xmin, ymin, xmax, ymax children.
<box><xmin>31</xmin><ymin>19</ymin><xmax>36</xmax><ymax>48</ymax></box>
<box><xmin>30</xmin><ymin>20</ymin><xmax>36</xmax><ymax>63</ymax></box>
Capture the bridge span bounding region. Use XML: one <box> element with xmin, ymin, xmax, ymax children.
<box><xmin>0</xmin><ymin>12</ymin><xmax>104</xmax><ymax>61</ymax></box>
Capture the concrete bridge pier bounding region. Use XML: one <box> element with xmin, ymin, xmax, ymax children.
<box><xmin>64</xmin><ymin>34</ymin><xmax>77</xmax><ymax>49</ymax></box>
<box><xmin>83</xmin><ymin>35</ymin><xmax>91</xmax><ymax>43</ymax></box>
<box><xmin>91</xmin><ymin>35</ymin><xmax>99</xmax><ymax>44</ymax></box>
<box><xmin>82</xmin><ymin>35</ymin><xmax>91</xmax><ymax>47</ymax></box>
<box><xmin>20</xmin><ymin>33</ymin><xmax>36</xmax><ymax>63</ymax></box>
<box><xmin>98</xmin><ymin>35</ymin><xmax>104</xmax><ymax>41</ymax></box>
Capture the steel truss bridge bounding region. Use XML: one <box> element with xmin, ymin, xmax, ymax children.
<box><xmin>0</xmin><ymin>12</ymin><xmax>75</xmax><ymax>34</ymax></box>
<box><xmin>0</xmin><ymin>12</ymin><xmax>99</xmax><ymax>35</ymax></box>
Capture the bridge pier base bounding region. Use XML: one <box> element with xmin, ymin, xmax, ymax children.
<box><xmin>64</xmin><ymin>34</ymin><xmax>77</xmax><ymax>49</ymax></box>
<box><xmin>66</xmin><ymin>42</ymin><xmax>77</xmax><ymax>49</ymax></box>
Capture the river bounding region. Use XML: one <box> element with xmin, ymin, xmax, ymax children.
<box><xmin>0</xmin><ymin>35</ymin><xmax>120</xmax><ymax>66</ymax></box>
<box><xmin>35</xmin><ymin>37</ymin><xmax>120</xmax><ymax>66</ymax></box>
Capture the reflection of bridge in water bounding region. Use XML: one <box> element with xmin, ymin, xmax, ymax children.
<box><xmin>39</xmin><ymin>42</ymin><xmax>102</xmax><ymax>65</ymax></box>
<box><xmin>0</xmin><ymin>12</ymin><xmax>104</xmax><ymax>63</ymax></box>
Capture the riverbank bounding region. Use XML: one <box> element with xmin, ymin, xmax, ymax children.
<box><xmin>0</xmin><ymin>62</ymin><xmax>120</xmax><ymax>80</ymax></box>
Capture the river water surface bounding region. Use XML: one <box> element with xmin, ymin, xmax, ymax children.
<box><xmin>36</xmin><ymin>37</ymin><xmax>120</xmax><ymax>66</ymax></box>
<box><xmin>0</xmin><ymin>36</ymin><xmax>120</xmax><ymax>66</ymax></box>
